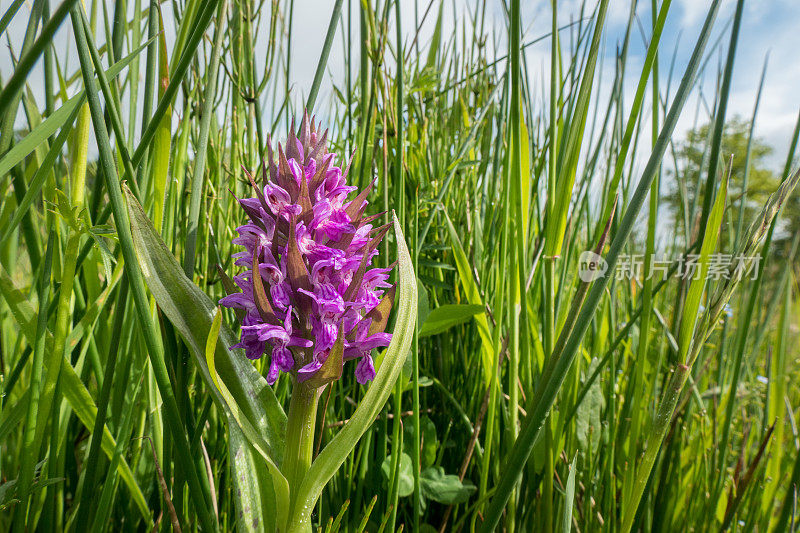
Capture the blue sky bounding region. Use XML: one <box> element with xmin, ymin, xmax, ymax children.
<box><xmin>610</xmin><ymin>0</ymin><xmax>800</xmax><ymax>168</ymax></box>
<box><xmin>2</xmin><ymin>0</ymin><xmax>799</xmax><ymax>170</ymax></box>
<box><xmin>509</xmin><ymin>0</ymin><xmax>800</xmax><ymax>169</ymax></box>
<box><xmin>285</xmin><ymin>0</ymin><xmax>800</xmax><ymax>170</ymax></box>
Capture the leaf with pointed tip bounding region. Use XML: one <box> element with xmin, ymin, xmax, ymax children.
<box><xmin>367</xmin><ymin>286</ymin><xmax>396</xmax><ymax>336</ymax></box>
<box><xmin>278</xmin><ymin>144</ymin><xmax>299</xmax><ymax>198</ymax></box>
<box><xmin>297</xmin><ymin>170</ymin><xmax>314</xmax><ymax>223</ymax></box>
<box><xmin>308</xmin><ymin>156</ymin><xmax>332</xmax><ymax>194</ymax></box>
<box><xmin>244</xmin><ymin>166</ymin><xmax>273</xmax><ymax>217</ymax></box>
<box><xmin>126</xmin><ymin>186</ymin><xmax>292</xmax><ymax>529</ymax></box>
<box><xmin>217</xmin><ymin>264</ymin><xmax>238</xmax><ymax>295</ymax></box>
<box><xmin>345</xmin><ymin>178</ymin><xmax>376</xmax><ymax>220</ymax></box>
<box><xmin>251</xmin><ymin>247</ymin><xmax>278</xmax><ymax>325</ymax></box>
<box><xmin>124</xmin><ymin>185</ymin><xmax>287</xmax><ymax>457</ymax></box>
<box><xmin>206</xmin><ymin>309</ymin><xmax>289</xmax><ymax>531</ymax></box>
<box><xmin>419</xmin><ymin>304</ymin><xmax>484</xmax><ymax>338</ymax></box>
<box><xmin>124</xmin><ymin>179</ymin><xmax>286</xmax><ymax>444</ymax></box>
<box><xmin>303</xmin><ymin>326</ymin><xmax>344</xmax><ymax>388</ymax></box>
<box><xmin>287</xmin><ymin>212</ymin><xmax>417</xmax><ymax>526</ymax></box>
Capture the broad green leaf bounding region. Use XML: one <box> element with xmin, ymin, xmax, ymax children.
<box><xmin>125</xmin><ymin>186</ymin><xmax>289</xmax><ymax>529</ymax></box>
<box><xmin>206</xmin><ymin>309</ymin><xmax>289</xmax><ymax>532</ymax></box>
<box><xmin>561</xmin><ymin>455</ymin><xmax>578</xmax><ymax>533</ymax></box>
<box><xmin>289</xmin><ymin>212</ymin><xmax>417</xmax><ymax>527</ymax></box>
<box><xmin>404</xmin><ymin>416</ymin><xmax>438</xmax><ymax>469</ymax></box>
<box><xmin>228</xmin><ymin>423</ymin><xmax>277</xmax><ymax>532</ymax></box>
<box><xmin>420</xmin><ymin>303</ymin><xmax>484</xmax><ymax>338</ymax></box>
<box><xmin>575</xmin><ymin>358</ymin><xmax>604</xmax><ymax>453</ymax></box>
<box><xmin>420</xmin><ymin>467</ymin><xmax>476</xmax><ymax>505</ymax></box>
<box><xmin>381</xmin><ymin>453</ymin><xmax>414</xmax><ymax>498</ymax></box>
<box><xmin>124</xmin><ymin>185</ymin><xmax>286</xmax><ymax>458</ymax></box>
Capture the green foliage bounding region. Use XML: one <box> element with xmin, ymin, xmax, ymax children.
<box><xmin>419</xmin><ymin>304</ymin><xmax>484</xmax><ymax>338</ymax></box>
<box><xmin>575</xmin><ymin>358</ymin><xmax>604</xmax><ymax>454</ymax></box>
<box><xmin>1</xmin><ymin>0</ymin><xmax>799</xmax><ymax>531</ymax></box>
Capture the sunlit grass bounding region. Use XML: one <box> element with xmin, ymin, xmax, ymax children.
<box><xmin>0</xmin><ymin>0</ymin><xmax>798</xmax><ymax>531</ymax></box>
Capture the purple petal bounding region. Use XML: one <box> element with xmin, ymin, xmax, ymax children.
<box><xmin>219</xmin><ymin>292</ymin><xmax>253</xmax><ymax>311</ymax></box>
<box><xmin>270</xmin><ymin>281</ymin><xmax>292</xmax><ymax>311</ymax></box>
<box><xmin>344</xmin><ymin>332</ymin><xmax>392</xmax><ymax>360</ymax></box>
<box><xmin>266</xmin><ymin>359</ymin><xmax>280</xmax><ymax>385</ymax></box>
<box><xmin>355</xmin><ymin>355</ymin><xmax>376</xmax><ymax>384</ymax></box>
<box><xmin>310</xmin><ymin>316</ymin><xmax>338</xmax><ymax>355</ymax></box>
<box><xmin>296</xmin><ymin>359</ymin><xmax>323</xmax><ymax>382</ymax></box>
<box><xmin>232</xmin><ymin>332</ymin><xmax>266</xmax><ymax>361</ymax></box>
<box><xmin>311</xmin><ymin>199</ymin><xmax>354</xmax><ymax>241</ymax></box>
<box><xmin>299</xmin><ymin>283</ymin><xmax>345</xmax><ymax>315</ymax></box>
<box><xmin>241</xmin><ymin>322</ymin><xmax>290</xmax><ymax>343</ymax></box>
<box><xmin>272</xmin><ymin>344</ymin><xmax>294</xmax><ymax>372</ymax></box>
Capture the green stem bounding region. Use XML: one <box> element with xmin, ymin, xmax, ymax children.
<box><xmin>621</xmin><ymin>364</ymin><xmax>689</xmax><ymax>533</ymax></box>
<box><xmin>284</xmin><ymin>381</ymin><xmax>321</xmax><ymax>533</ymax></box>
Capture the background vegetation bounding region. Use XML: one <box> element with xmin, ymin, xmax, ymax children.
<box><xmin>0</xmin><ymin>0</ymin><xmax>798</xmax><ymax>531</ymax></box>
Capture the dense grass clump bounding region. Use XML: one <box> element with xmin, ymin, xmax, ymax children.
<box><xmin>0</xmin><ymin>0</ymin><xmax>798</xmax><ymax>531</ymax></box>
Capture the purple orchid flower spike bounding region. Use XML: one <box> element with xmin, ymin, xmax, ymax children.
<box><xmin>220</xmin><ymin>112</ymin><xmax>395</xmax><ymax>386</ymax></box>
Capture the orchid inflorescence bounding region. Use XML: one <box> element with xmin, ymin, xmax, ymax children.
<box><xmin>220</xmin><ymin>112</ymin><xmax>395</xmax><ymax>386</ymax></box>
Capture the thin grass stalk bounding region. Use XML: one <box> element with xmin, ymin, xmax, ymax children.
<box><xmin>596</xmin><ymin>0</ymin><xmax>671</xmax><ymax>239</ymax></box>
<box><xmin>624</xmin><ymin>148</ymin><xmax>730</xmax><ymax>531</ymax></box>
<box><xmin>542</xmin><ymin>3</ymin><xmax>559</xmax><ymax>524</ymax></box>
<box><xmin>184</xmin><ymin>0</ymin><xmax>228</xmax><ymax>277</ymax></box>
<box><xmin>621</xmin><ymin>0</ymin><xmax>663</xmax><ymax>515</ymax></box>
<box><xmin>305</xmin><ymin>0</ymin><xmax>344</xmax><ymax>112</ymax></box>
<box><xmin>131</xmin><ymin>0</ymin><xmax>219</xmax><ymax>168</ymax></box>
<box><xmin>696</xmin><ymin>0</ymin><xmax>743</xmax><ymax>241</ymax></box>
<box><xmin>25</xmin><ymin>89</ymin><xmax>92</xmax><ymax>530</ymax></box>
<box><xmin>714</xmin><ymin>106</ymin><xmax>800</xmax><ymax>504</ymax></box>
<box><xmin>0</xmin><ymin>0</ymin><xmax>46</xmax><ymax>149</ymax></box>
<box><xmin>72</xmin><ymin>279</ymin><xmax>129</xmax><ymax>528</ymax></box>
<box><xmin>12</xmin><ymin>232</ymin><xmax>54</xmax><ymax>530</ymax></box>
<box><xmin>70</xmin><ymin>10</ymin><xmax>218</xmax><ymax>530</ymax></box>
<box><xmin>392</xmin><ymin>0</ymin><xmax>419</xmax><ymax>528</ymax></box>
<box><xmin>0</xmin><ymin>0</ymin><xmax>25</xmax><ymax>35</ymax></box>
<box><xmin>734</xmin><ymin>56</ymin><xmax>768</xmax><ymax>251</ymax></box>
<box><xmin>479</xmin><ymin>2</ymin><xmax>722</xmax><ymax>529</ymax></box>
<box><xmin>761</xmin><ymin>235</ymin><xmax>799</xmax><ymax>521</ymax></box>
<box><xmin>138</xmin><ymin>0</ymin><xmax>159</xmax><ymax>160</ymax></box>
<box><xmin>507</xmin><ymin>0</ymin><xmax>523</xmax><ymax>528</ymax></box>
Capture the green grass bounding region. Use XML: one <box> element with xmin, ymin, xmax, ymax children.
<box><xmin>1</xmin><ymin>0</ymin><xmax>799</xmax><ymax>531</ymax></box>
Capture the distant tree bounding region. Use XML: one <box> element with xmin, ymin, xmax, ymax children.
<box><xmin>665</xmin><ymin>116</ymin><xmax>799</xmax><ymax>254</ymax></box>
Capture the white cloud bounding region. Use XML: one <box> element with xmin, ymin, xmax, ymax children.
<box><xmin>2</xmin><ymin>0</ymin><xmax>799</xmax><ymax>171</ymax></box>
